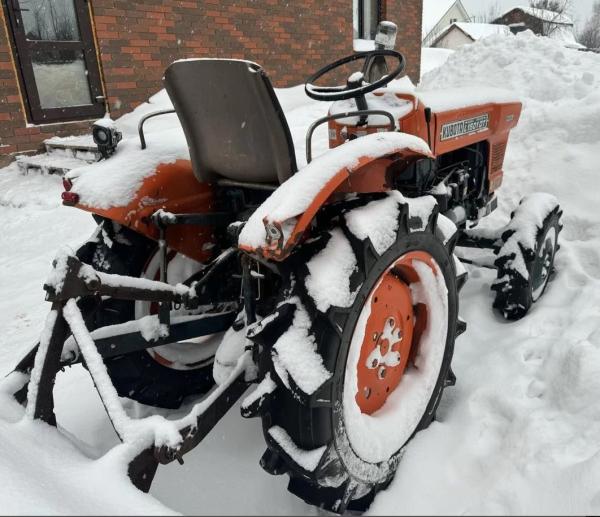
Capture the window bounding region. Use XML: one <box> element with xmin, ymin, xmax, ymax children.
<box><xmin>450</xmin><ymin>18</ymin><xmax>458</xmax><ymax>24</ymax></box>
<box><xmin>354</xmin><ymin>0</ymin><xmax>383</xmax><ymax>40</ymax></box>
<box><xmin>5</xmin><ymin>0</ymin><xmax>105</xmax><ymax>124</ymax></box>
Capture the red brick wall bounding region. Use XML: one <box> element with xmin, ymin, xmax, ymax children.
<box><xmin>1</xmin><ymin>0</ymin><xmax>423</xmax><ymax>161</ymax></box>
<box><xmin>386</xmin><ymin>0</ymin><xmax>423</xmax><ymax>81</ymax></box>
<box><xmin>93</xmin><ymin>0</ymin><xmax>353</xmax><ymax>118</ymax></box>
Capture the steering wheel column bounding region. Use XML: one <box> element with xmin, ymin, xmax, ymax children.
<box><xmin>303</xmin><ymin>50</ymin><xmax>406</xmax><ymax>161</ymax></box>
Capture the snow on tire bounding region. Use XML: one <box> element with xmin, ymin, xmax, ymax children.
<box><xmin>243</xmin><ymin>193</ymin><xmax>466</xmax><ymax>513</ymax></box>
<box><xmin>493</xmin><ymin>193</ymin><xmax>563</xmax><ymax>320</ymax></box>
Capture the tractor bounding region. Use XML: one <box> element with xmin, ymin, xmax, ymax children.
<box><xmin>5</xmin><ymin>21</ymin><xmax>562</xmax><ymax>514</ymax></box>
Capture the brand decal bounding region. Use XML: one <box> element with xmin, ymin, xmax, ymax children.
<box><xmin>441</xmin><ymin>114</ymin><xmax>490</xmax><ymax>141</ymax></box>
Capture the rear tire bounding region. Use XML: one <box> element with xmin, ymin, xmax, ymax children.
<box><xmin>243</xmin><ymin>195</ymin><xmax>465</xmax><ymax>512</ymax></box>
<box><xmin>76</xmin><ymin>220</ymin><xmax>216</xmax><ymax>409</ymax></box>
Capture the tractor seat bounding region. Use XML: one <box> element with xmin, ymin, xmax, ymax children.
<box><xmin>164</xmin><ymin>59</ymin><xmax>297</xmax><ymax>185</ymax></box>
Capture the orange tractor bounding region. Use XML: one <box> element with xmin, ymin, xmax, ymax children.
<box><xmin>7</xmin><ymin>22</ymin><xmax>562</xmax><ymax>513</ymax></box>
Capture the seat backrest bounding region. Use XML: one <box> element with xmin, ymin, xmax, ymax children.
<box><xmin>164</xmin><ymin>59</ymin><xmax>297</xmax><ymax>185</ymax></box>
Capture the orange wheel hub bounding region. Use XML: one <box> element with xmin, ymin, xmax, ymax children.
<box><xmin>355</xmin><ymin>251</ymin><xmax>437</xmax><ymax>415</ymax></box>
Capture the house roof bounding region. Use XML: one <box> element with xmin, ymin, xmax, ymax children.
<box><xmin>501</xmin><ymin>6</ymin><xmax>573</xmax><ymax>26</ymax></box>
<box><xmin>422</xmin><ymin>0</ymin><xmax>468</xmax><ymax>37</ymax></box>
<box><xmin>431</xmin><ymin>22</ymin><xmax>511</xmax><ymax>46</ymax></box>
<box><xmin>454</xmin><ymin>22</ymin><xmax>512</xmax><ymax>41</ymax></box>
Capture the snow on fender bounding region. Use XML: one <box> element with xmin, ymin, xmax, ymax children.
<box><xmin>238</xmin><ymin>132</ymin><xmax>433</xmax><ymax>259</ymax></box>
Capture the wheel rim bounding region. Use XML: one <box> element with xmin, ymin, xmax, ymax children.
<box><xmin>531</xmin><ymin>227</ymin><xmax>557</xmax><ymax>302</ymax></box>
<box><xmin>343</xmin><ymin>249</ymin><xmax>450</xmax><ymax>464</ymax></box>
<box><xmin>135</xmin><ymin>249</ymin><xmax>219</xmax><ymax>371</ymax></box>
<box><xmin>356</xmin><ymin>251</ymin><xmax>434</xmax><ymax>415</ymax></box>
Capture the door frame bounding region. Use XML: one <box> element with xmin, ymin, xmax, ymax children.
<box><xmin>4</xmin><ymin>0</ymin><xmax>105</xmax><ymax>124</ymax></box>
<box><xmin>356</xmin><ymin>0</ymin><xmax>384</xmax><ymax>40</ymax></box>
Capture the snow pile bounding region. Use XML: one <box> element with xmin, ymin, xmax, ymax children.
<box><xmin>420</xmin><ymin>48</ymin><xmax>454</xmax><ymax>78</ymax></box>
<box><xmin>420</xmin><ymin>31</ymin><xmax>597</xmax><ymax>105</ymax></box>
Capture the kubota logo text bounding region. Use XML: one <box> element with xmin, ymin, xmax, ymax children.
<box><xmin>441</xmin><ymin>114</ymin><xmax>490</xmax><ymax>141</ymax></box>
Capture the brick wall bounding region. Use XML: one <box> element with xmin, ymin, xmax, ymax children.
<box><xmin>93</xmin><ymin>0</ymin><xmax>353</xmax><ymax>119</ymax></box>
<box><xmin>0</xmin><ymin>0</ymin><xmax>423</xmax><ymax>161</ymax></box>
<box><xmin>386</xmin><ymin>0</ymin><xmax>423</xmax><ymax>81</ymax></box>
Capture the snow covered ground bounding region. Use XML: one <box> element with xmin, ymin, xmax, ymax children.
<box><xmin>1</xmin><ymin>31</ymin><xmax>600</xmax><ymax>514</ymax></box>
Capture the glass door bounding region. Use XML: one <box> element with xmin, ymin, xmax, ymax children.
<box><xmin>5</xmin><ymin>0</ymin><xmax>105</xmax><ymax>124</ymax></box>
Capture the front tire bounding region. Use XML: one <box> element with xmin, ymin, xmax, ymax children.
<box><xmin>492</xmin><ymin>194</ymin><xmax>563</xmax><ymax>320</ymax></box>
<box><xmin>243</xmin><ymin>195</ymin><xmax>465</xmax><ymax>512</ymax></box>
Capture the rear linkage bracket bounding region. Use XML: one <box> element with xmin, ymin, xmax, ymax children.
<box><xmin>8</xmin><ymin>249</ymin><xmax>256</xmax><ymax>493</ymax></box>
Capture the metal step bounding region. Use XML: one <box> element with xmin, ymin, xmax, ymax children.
<box><xmin>15</xmin><ymin>153</ymin><xmax>93</xmax><ymax>176</ymax></box>
<box><xmin>44</xmin><ymin>135</ymin><xmax>101</xmax><ymax>162</ymax></box>
<box><xmin>16</xmin><ymin>134</ymin><xmax>100</xmax><ymax>176</ymax></box>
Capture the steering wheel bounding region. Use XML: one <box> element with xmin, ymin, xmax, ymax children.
<box><xmin>305</xmin><ymin>49</ymin><xmax>406</xmax><ymax>102</ymax></box>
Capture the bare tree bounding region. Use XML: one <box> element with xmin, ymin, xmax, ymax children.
<box><xmin>528</xmin><ymin>0</ymin><xmax>573</xmax><ymax>36</ymax></box>
<box><xmin>579</xmin><ymin>1</ymin><xmax>600</xmax><ymax>48</ymax></box>
<box><xmin>469</xmin><ymin>2</ymin><xmax>502</xmax><ymax>24</ymax></box>
<box><xmin>530</xmin><ymin>0</ymin><xmax>564</xmax><ymax>11</ymax></box>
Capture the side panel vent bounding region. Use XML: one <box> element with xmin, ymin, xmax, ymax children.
<box><xmin>491</xmin><ymin>141</ymin><xmax>507</xmax><ymax>172</ymax></box>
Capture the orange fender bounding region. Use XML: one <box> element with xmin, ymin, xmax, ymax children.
<box><xmin>70</xmin><ymin>160</ymin><xmax>216</xmax><ymax>263</ymax></box>
<box><xmin>239</xmin><ymin>144</ymin><xmax>433</xmax><ymax>261</ymax></box>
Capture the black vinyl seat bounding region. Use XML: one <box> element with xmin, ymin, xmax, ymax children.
<box><xmin>164</xmin><ymin>59</ymin><xmax>297</xmax><ymax>185</ymax></box>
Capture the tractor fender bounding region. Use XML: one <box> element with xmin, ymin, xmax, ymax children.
<box><xmin>67</xmin><ymin>159</ymin><xmax>216</xmax><ymax>263</ymax></box>
<box><xmin>238</xmin><ymin>133</ymin><xmax>433</xmax><ymax>261</ymax></box>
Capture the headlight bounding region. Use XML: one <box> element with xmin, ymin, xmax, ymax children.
<box><xmin>92</xmin><ymin>119</ymin><xmax>122</xmax><ymax>159</ymax></box>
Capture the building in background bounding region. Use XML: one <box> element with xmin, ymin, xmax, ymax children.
<box><xmin>0</xmin><ymin>0</ymin><xmax>423</xmax><ymax>163</ymax></box>
<box><xmin>430</xmin><ymin>22</ymin><xmax>511</xmax><ymax>50</ymax></box>
<box><xmin>493</xmin><ymin>6</ymin><xmax>585</xmax><ymax>49</ymax></box>
<box><xmin>422</xmin><ymin>0</ymin><xmax>470</xmax><ymax>47</ymax></box>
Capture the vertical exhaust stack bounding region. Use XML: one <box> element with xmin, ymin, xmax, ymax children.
<box><xmin>375</xmin><ymin>21</ymin><xmax>398</xmax><ymax>50</ymax></box>
<box><xmin>364</xmin><ymin>21</ymin><xmax>399</xmax><ymax>83</ymax></box>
